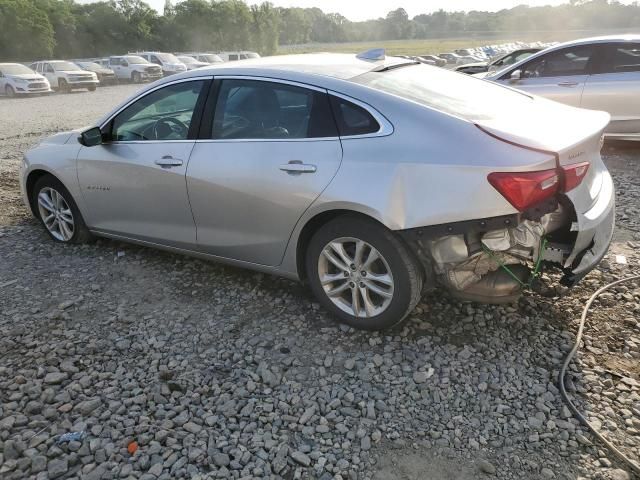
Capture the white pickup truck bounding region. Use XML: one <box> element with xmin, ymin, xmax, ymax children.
<box><xmin>29</xmin><ymin>61</ymin><xmax>98</xmax><ymax>92</ymax></box>
<box><xmin>108</xmin><ymin>56</ymin><xmax>163</xmax><ymax>83</ymax></box>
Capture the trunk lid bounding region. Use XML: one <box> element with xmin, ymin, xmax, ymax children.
<box><xmin>476</xmin><ymin>97</ymin><xmax>610</xmax><ymax>215</ymax></box>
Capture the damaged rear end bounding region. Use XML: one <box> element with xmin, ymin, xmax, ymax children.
<box><xmin>403</xmin><ymin>100</ymin><xmax>615</xmax><ymax>303</ymax></box>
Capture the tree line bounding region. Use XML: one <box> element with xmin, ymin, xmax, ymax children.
<box><xmin>1</xmin><ymin>0</ymin><xmax>639</xmax><ymax>61</ymax></box>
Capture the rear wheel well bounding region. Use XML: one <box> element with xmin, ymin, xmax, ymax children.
<box><xmin>26</xmin><ymin>170</ymin><xmax>55</xmax><ymax>216</ymax></box>
<box><xmin>296</xmin><ymin>210</ymin><xmax>389</xmax><ymax>283</ymax></box>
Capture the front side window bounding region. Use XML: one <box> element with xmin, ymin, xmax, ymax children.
<box><xmin>112</xmin><ymin>80</ymin><xmax>205</xmax><ymax>141</ymax></box>
<box><xmin>212</xmin><ymin>79</ymin><xmax>337</xmax><ymax>140</ymax></box>
<box><xmin>519</xmin><ymin>46</ymin><xmax>594</xmax><ymax>78</ymax></box>
<box><xmin>601</xmin><ymin>43</ymin><xmax>640</xmax><ymax>73</ymax></box>
<box><xmin>229</xmin><ymin>55</ymin><xmax>238</xmax><ymax>61</ymax></box>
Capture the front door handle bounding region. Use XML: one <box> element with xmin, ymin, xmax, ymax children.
<box><xmin>558</xmin><ymin>81</ymin><xmax>579</xmax><ymax>87</ymax></box>
<box><xmin>155</xmin><ymin>156</ymin><xmax>183</xmax><ymax>168</ymax></box>
<box><xmin>279</xmin><ymin>161</ymin><xmax>316</xmax><ymax>174</ymax></box>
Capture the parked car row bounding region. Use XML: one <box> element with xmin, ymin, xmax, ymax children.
<box><xmin>0</xmin><ymin>50</ymin><xmax>260</xmax><ymax>97</ymax></box>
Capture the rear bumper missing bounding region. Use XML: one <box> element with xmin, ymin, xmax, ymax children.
<box><xmin>398</xmin><ymin>185</ymin><xmax>614</xmax><ymax>299</ymax></box>
<box><xmin>560</xmin><ymin>170</ymin><xmax>615</xmax><ymax>286</ymax></box>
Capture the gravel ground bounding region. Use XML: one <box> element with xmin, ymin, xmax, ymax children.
<box><xmin>1</xmin><ymin>86</ymin><xmax>639</xmax><ymax>480</ymax></box>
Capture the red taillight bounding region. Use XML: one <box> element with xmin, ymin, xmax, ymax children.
<box><xmin>561</xmin><ymin>161</ymin><xmax>590</xmax><ymax>192</ymax></box>
<box><xmin>488</xmin><ymin>169</ymin><xmax>560</xmax><ymax>211</ymax></box>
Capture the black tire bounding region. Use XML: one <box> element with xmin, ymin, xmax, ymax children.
<box><xmin>305</xmin><ymin>215</ymin><xmax>423</xmax><ymax>331</ymax></box>
<box><xmin>132</xmin><ymin>71</ymin><xmax>140</xmax><ymax>84</ymax></box>
<box><xmin>58</xmin><ymin>79</ymin><xmax>68</xmax><ymax>93</ymax></box>
<box><xmin>88</xmin><ymin>85</ymin><xmax>96</xmax><ymax>92</ymax></box>
<box><xmin>5</xmin><ymin>85</ymin><xmax>15</xmax><ymax>98</ymax></box>
<box><xmin>32</xmin><ymin>174</ymin><xmax>93</xmax><ymax>244</ymax></box>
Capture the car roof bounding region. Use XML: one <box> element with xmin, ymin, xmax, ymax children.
<box><xmin>173</xmin><ymin>53</ymin><xmax>410</xmax><ymax>81</ymax></box>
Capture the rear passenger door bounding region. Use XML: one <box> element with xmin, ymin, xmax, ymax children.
<box><xmin>186</xmin><ymin>78</ymin><xmax>342</xmax><ymax>266</ymax></box>
<box><xmin>502</xmin><ymin>45</ymin><xmax>596</xmax><ymax>107</ymax></box>
<box><xmin>581</xmin><ymin>42</ymin><xmax>640</xmax><ymax>135</ymax></box>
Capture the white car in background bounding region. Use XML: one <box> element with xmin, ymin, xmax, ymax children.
<box><xmin>182</xmin><ymin>53</ymin><xmax>224</xmax><ymax>64</ymax></box>
<box><xmin>29</xmin><ymin>61</ymin><xmax>98</xmax><ymax>92</ymax></box>
<box><xmin>216</xmin><ymin>51</ymin><xmax>260</xmax><ymax>62</ymax></box>
<box><xmin>108</xmin><ymin>56</ymin><xmax>163</xmax><ymax>83</ymax></box>
<box><xmin>485</xmin><ymin>35</ymin><xmax>640</xmax><ymax>140</ymax></box>
<box><xmin>138</xmin><ymin>52</ymin><xmax>187</xmax><ymax>76</ymax></box>
<box><xmin>0</xmin><ymin>63</ymin><xmax>51</xmax><ymax>97</ymax></box>
<box><xmin>176</xmin><ymin>56</ymin><xmax>209</xmax><ymax>70</ymax></box>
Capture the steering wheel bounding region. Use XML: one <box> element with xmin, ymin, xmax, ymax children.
<box><xmin>152</xmin><ymin>117</ymin><xmax>188</xmax><ymax>140</ymax></box>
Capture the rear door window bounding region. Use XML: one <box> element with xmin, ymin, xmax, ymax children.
<box><xmin>600</xmin><ymin>43</ymin><xmax>640</xmax><ymax>73</ymax></box>
<box><xmin>211</xmin><ymin>79</ymin><xmax>337</xmax><ymax>139</ymax></box>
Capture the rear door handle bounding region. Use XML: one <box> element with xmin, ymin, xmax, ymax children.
<box><xmin>279</xmin><ymin>161</ymin><xmax>316</xmax><ymax>174</ymax></box>
<box><xmin>155</xmin><ymin>156</ymin><xmax>183</xmax><ymax>168</ymax></box>
<box><xmin>558</xmin><ymin>81</ymin><xmax>579</xmax><ymax>87</ymax></box>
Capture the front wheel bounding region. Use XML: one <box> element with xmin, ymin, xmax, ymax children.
<box><xmin>5</xmin><ymin>85</ymin><xmax>15</xmax><ymax>97</ymax></box>
<box><xmin>306</xmin><ymin>216</ymin><xmax>423</xmax><ymax>331</ymax></box>
<box><xmin>132</xmin><ymin>71</ymin><xmax>140</xmax><ymax>84</ymax></box>
<box><xmin>88</xmin><ymin>85</ymin><xmax>96</xmax><ymax>91</ymax></box>
<box><xmin>58</xmin><ymin>79</ymin><xmax>68</xmax><ymax>93</ymax></box>
<box><xmin>32</xmin><ymin>175</ymin><xmax>92</xmax><ymax>244</ymax></box>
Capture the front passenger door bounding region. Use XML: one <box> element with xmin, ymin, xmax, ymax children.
<box><xmin>500</xmin><ymin>45</ymin><xmax>595</xmax><ymax>107</ymax></box>
<box><xmin>77</xmin><ymin>79</ymin><xmax>210</xmax><ymax>248</ymax></box>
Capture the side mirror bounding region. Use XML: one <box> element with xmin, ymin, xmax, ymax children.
<box><xmin>79</xmin><ymin>127</ymin><xmax>103</xmax><ymax>147</ymax></box>
<box><xmin>510</xmin><ymin>69</ymin><xmax>522</xmax><ymax>82</ymax></box>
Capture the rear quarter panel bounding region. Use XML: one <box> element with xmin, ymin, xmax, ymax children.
<box><xmin>279</xmin><ymin>92</ymin><xmax>556</xmax><ymax>275</ymax></box>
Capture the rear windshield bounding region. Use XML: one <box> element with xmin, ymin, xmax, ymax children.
<box><xmin>353</xmin><ymin>64</ymin><xmax>534</xmax><ymax>121</ymax></box>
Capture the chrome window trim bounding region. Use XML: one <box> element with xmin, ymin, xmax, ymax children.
<box><xmin>195</xmin><ymin>75</ymin><xmax>392</xmax><ymax>143</ymax></box>
<box><xmin>99</xmin><ymin>76</ymin><xmax>213</xmax><ymax>131</ymax></box>
<box><xmin>213</xmin><ymin>74</ymin><xmax>327</xmax><ymax>93</ymax></box>
<box><xmin>328</xmin><ymin>90</ymin><xmax>394</xmax><ymax>139</ymax></box>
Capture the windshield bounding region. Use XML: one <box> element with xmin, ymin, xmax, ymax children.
<box><xmin>178</xmin><ymin>56</ymin><xmax>197</xmax><ymax>64</ymax></box>
<box><xmin>354</xmin><ymin>63</ymin><xmax>533</xmax><ymax>122</ymax></box>
<box><xmin>77</xmin><ymin>62</ymin><xmax>102</xmax><ymax>70</ymax></box>
<box><xmin>51</xmin><ymin>61</ymin><xmax>80</xmax><ymax>71</ymax></box>
<box><xmin>156</xmin><ymin>53</ymin><xmax>180</xmax><ymax>63</ymax></box>
<box><xmin>202</xmin><ymin>54</ymin><xmax>223</xmax><ymax>63</ymax></box>
<box><xmin>125</xmin><ymin>56</ymin><xmax>149</xmax><ymax>65</ymax></box>
<box><xmin>0</xmin><ymin>64</ymin><xmax>34</xmax><ymax>75</ymax></box>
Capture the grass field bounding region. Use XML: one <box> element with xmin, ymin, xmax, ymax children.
<box><xmin>277</xmin><ymin>30</ymin><xmax>622</xmax><ymax>56</ymax></box>
<box><xmin>278</xmin><ymin>38</ymin><xmax>520</xmax><ymax>56</ymax></box>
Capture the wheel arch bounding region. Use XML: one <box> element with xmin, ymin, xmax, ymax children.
<box><xmin>26</xmin><ymin>169</ymin><xmax>60</xmax><ymax>216</ymax></box>
<box><xmin>295</xmin><ymin>208</ymin><xmax>393</xmax><ymax>283</ymax></box>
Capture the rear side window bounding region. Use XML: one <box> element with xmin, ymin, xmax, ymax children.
<box><xmin>329</xmin><ymin>96</ymin><xmax>380</xmax><ymax>136</ymax></box>
<box><xmin>601</xmin><ymin>43</ymin><xmax>640</xmax><ymax>73</ymax></box>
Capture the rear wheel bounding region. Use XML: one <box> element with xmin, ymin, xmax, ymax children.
<box><xmin>306</xmin><ymin>215</ymin><xmax>423</xmax><ymax>331</ymax></box>
<box><xmin>32</xmin><ymin>175</ymin><xmax>92</xmax><ymax>244</ymax></box>
<box><xmin>5</xmin><ymin>85</ymin><xmax>15</xmax><ymax>97</ymax></box>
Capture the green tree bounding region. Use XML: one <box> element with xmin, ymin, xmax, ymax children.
<box><xmin>0</xmin><ymin>0</ymin><xmax>54</xmax><ymax>60</ymax></box>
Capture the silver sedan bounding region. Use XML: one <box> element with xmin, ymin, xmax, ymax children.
<box><xmin>21</xmin><ymin>52</ymin><xmax>615</xmax><ymax>330</ymax></box>
<box><xmin>483</xmin><ymin>34</ymin><xmax>640</xmax><ymax>140</ymax></box>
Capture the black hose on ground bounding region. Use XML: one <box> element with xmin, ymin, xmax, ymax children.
<box><xmin>558</xmin><ymin>274</ymin><xmax>640</xmax><ymax>477</ymax></box>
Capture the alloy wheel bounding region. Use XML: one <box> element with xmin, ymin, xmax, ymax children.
<box><xmin>37</xmin><ymin>187</ymin><xmax>75</xmax><ymax>241</ymax></box>
<box><xmin>317</xmin><ymin>237</ymin><xmax>394</xmax><ymax>318</ymax></box>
